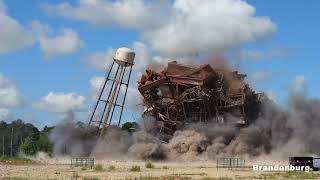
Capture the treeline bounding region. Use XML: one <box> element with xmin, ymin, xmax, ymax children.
<box><xmin>0</xmin><ymin>119</ymin><xmax>53</xmax><ymax>157</ymax></box>
<box><xmin>0</xmin><ymin>119</ymin><xmax>139</xmax><ymax>157</ymax></box>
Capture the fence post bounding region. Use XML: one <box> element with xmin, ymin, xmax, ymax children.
<box><xmin>10</xmin><ymin>128</ymin><xmax>13</xmax><ymax>157</ymax></box>
<box><xmin>2</xmin><ymin>135</ymin><xmax>4</xmax><ymax>157</ymax></box>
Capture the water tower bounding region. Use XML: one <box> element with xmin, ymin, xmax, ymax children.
<box><xmin>88</xmin><ymin>47</ymin><xmax>135</xmax><ymax>136</ymax></box>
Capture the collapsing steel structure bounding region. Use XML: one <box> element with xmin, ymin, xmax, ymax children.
<box><xmin>138</xmin><ymin>61</ymin><xmax>263</xmax><ymax>135</ymax></box>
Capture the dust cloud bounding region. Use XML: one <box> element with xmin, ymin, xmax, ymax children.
<box><xmin>48</xmin><ymin>95</ymin><xmax>320</xmax><ymax>161</ymax></box>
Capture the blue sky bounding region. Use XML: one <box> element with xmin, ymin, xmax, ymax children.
<box><xmin>245</xmin><ymin>0</ymin><xmax>320</xmax><ymax>99</ymax></box>
<box><xmin>0</xmin><ymin>0</ymin><xmax>319</xmax><ymax>128</ymax></box>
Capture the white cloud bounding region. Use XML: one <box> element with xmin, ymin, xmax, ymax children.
<box><xmin>33</xmin><ymin>92</ymin><xmax>86</xmax><ymax>113</ymax></box>
<box><xmin>292</xmin><ymin>75</ymin><xmax>306</xmax><ymax>94</ymax></box>
<box><xmin>131</xmin><ymin>41</ymin><xmax>155</xmax><ymax>72</ymax></box>
<box><xmin>125</xmin><ymin>86</ymin><xmax>142</xmax><ymax>108</ymax></box>
<box><xmin>250</xmin><ymin>71</ymin><xmax>269</xmax><ymax>83</ymax></box>
<box><xmin>89</xmin><ymin>76</ymin><xmax>105</xmax><ymax>100</ymax></box>
<box><xmin>0</xmin><ymin>108</ymin><xmax>9</xmax><ymax>120</ymax></box>
<box><xmin>145</xmin><ymin>0</ymin><xmax>276</xmax><ymax>57</ymax></box>
<box><xmin>265</xmin><ymin>91</ymin><xmax>277</xmax><ymax>102</ymax></box>
<box><xmin>239</xmin><ymin>49</ymin><xmax>289</xmax><ymax>61</ymax></box>
<box><xmin>44</xmin><ymin>0</ymin><xmax>276</xmax><ymax>57</ymax></box>
<box><xmin>43</xmin><ymin>0</ymin><xmax>168</xmax><ymax>29</ymax></box>
<box><xmin>239</xmin><ymin>50</ymin><xmax>265</xmax><ymax>61</ymax></box>
<box><xmin>30</xmin><ymin>20</ymin><xmax>52</xmax><ymax>37</ymax></box>
<box><xmin>39</xmin><ymin>28</ymin><xmax>85</xmax><ymax>58</ymax></box>
<box><xmin>0</xmin><ymin>1</ymin><xmax>84</xmax><ymax>57</ymax></box>
<box><xmin>0</xmin><ymin>0</ymin><xmax>6</xmax><ymax>13</ymax></box>
<box><xmin>0</xmin><ymin>1</ymin><xmax>34</xmax><ymax>54</ymax></box>
<box><xmin>0</xmin><ymin>74</ymin><xmax>23</xmax><ymax>108</ymax></box>
<box><xmin>82</xmin><ymin>48</ymin><xmax>115</xmax><ymax>70</ymax></box>
<box><xmin>30</xmin><ymin>21</ymin><xmax>85</xmax><ymax>58</ymax></box>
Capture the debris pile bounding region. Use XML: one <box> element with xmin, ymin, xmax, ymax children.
<box><xmin>138</xmin><ymin>61</ymin><xmax>264</xmax><ymax>136</ymax></box>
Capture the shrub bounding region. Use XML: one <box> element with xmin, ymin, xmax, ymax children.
<box><xmin>108</xmin><ymin>165</ymin><xmax>116</xmax><ymax>171</ymax></box>
<box><xmin>83</xmin><ymin>177</ymin><xmax>100</xmax><ymax>180</ymax></box>
<box><xmin>166</xmin><ymin>176</ymin><xmax>174</xmax><ymax>180</ymax></box>
<box><xmin>94</xmin><ymin>164</ymin><xmax>105</xmax><ymax>171</ymax></box>
<box><xmin>145</xmin><ymin>161</ymin><xmax>155</xmax><ymax>168</ymax></box>
<box><xmin>130</xmin><ymin>165</ymin><xmax>141</xmax><ymax>172</ymax></box>
<box><xmin>138</xmin><ymin>176</ymin><xmax>157</xmax><ymax>180</ymax></box>
<box><xmin>200</xmin><ymin>178</ymin><xmax>232</xmax><ymax>180</ymax></box>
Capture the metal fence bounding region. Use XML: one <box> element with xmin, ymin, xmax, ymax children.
<box><xmin>71</xmin><ymin>158</ymin><xmax>94</xmax><ymax>169</ymax></box>
<box><xmin>216</xmin><ymin>158</ymin><xmax>245</xmax><ymax>169</ymax></box>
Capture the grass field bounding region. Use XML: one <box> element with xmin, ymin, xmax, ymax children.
<box><xmin>1</xmin><ymin>159</ymin><xmax>320</xmax><ymax>180</ymax></box>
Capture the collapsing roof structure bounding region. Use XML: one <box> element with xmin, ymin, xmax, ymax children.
<box><xmin>138</xmin><ymin>61</ymin><xmax>264</xmax><ymax>137</ymax></box>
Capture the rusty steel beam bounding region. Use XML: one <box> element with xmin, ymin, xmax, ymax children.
<box><xmin>138</xmin><ymin>61</ymin><xmax>263</xmax><ymax>137</ymax></box>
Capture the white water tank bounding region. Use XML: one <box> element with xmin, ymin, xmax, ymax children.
<box><xmin>114</xmin><ymin>47</ymin><xmax>135</xmax><ymax>67</ymax></box>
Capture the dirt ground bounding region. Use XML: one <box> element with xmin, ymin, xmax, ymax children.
<box><xmin>1</xmin><ymin>160</ymin><xmax>320</xmax><ymax>180</ymax></box>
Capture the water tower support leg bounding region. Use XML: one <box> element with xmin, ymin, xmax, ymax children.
<box><xmin>88</xmin><ymin>60</ymin><xmax>115</xmax><ymax>128</ymax></box>
<box><xmin>108</xmin><ymin>65</ymin><xmax>127</xmax><ymax>126</ymax></box>
<box><xmin>97</xmin><ymin>62</ymin><xmax>121</xmax><ymax>129</ymax></box>
<box><xmin>117</xmin><ymin>64</ymin><xmax>133</xmax><ymax>126</ymax></box>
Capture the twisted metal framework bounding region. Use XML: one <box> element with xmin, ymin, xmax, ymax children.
<box><xmin>138</xmin><ymin>62</ymin><xmax>263</xmax><ymax>136</ymax></box>
<box><xmin>88</xmin><ymin>59</ymin><xmax>133</xmax><ymax>136</ymax></box>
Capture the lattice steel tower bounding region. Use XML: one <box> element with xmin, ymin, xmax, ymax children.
<box><xmin>88</xmin><ymin>47</ymin><xmax>135</xmax><ymax>136</ymax></box>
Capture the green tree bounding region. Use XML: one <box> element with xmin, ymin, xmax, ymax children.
<box><xmin>121</xmin><ymin>122</ymin><xmax>139</xmax><ymax>133</ymax></box>
<box><xmin>0</xmin><ymin>119</ymin><xmax>40</xmax><ymax>156</ymax></box>
<box><xmin>36</xmin><ymin>132</ymin><xmax>53</xmax><ymax>153</ymax></box>
<box><xmin>0</xmin><ymin>121</ymin><xmax>7</xmax><ymax>129</ymax></box>
<box><xmin>20</xmin><ymin>137</ymin><xmax>37</xmax><ymax>155</ymax></box>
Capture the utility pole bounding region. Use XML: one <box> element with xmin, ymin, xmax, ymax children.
<box><xmin>2</xmin><ymin>135</ymin><xmax>4</xmax><ymax>157</ymax></box>
<box><xmin>64</xmin><ymin>143</ymin><xmax>67</xmax><ymax>155</ymax></box>
<box><xmin>10</xmin><ymin>128</ymin><xmax>13</xmax><ymax>157</ymax></box>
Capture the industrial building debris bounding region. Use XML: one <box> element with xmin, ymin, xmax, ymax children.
<box><xmin>138</xmin><ymin>61</ymin><xmax>264</xmax><ymax>136</ymax></box>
